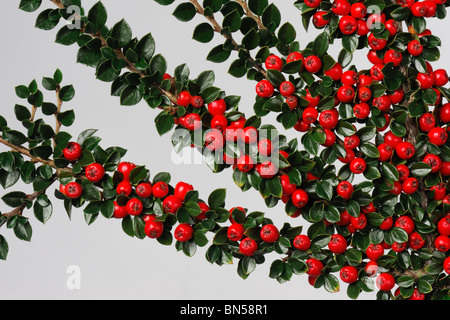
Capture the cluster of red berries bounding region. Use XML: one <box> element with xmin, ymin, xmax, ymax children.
<box><xmin>57</xmin><ymin>141</ymin><xmax>213</xmax><ymax>243</ymax></box>
<box><xmin>59</xmin><ymin>141</ymin><xmax>105</xmax><ymax>199</ymax></box>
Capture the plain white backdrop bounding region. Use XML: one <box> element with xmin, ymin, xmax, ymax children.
<box><xmin>0</xmin><ymin>0</ymin><xmax>449</xmax><ymax>300</ymax></box>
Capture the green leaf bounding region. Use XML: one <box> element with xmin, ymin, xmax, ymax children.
<box><xmin>193</xmin><ymin>23</ymin><xmax>215</xmax><ymax>43</ymax></box>
<box><xmin>59</xmin><ymin>85</ymin><xmax>75</xmax><ymax>102</ymax></box>
<box><xmin>278</xmin><ymin>22</ymin><xmax>296</xmax><ymax>44</ymax></box>
<box><xmin>410</xmin><ymin>162</ymin><xmax>432</xmax><ymax>178</ymax></box>
<box><xmin>88</xmin><ymin>1</ymin><xmax>108</xmax><ymax>28</ymax></box>
<box><xmin>19</xmin><ymin>0</ymin><xmax>42</xmax><ymax>12</ymax></box>
<box><xmin>0</xmin><ymin>235</ymin><xmax>8</xmax><ymax>260</ymax></box>
<box><xmin>208</xmin><ymin>188</ymin><xmax>226</xmax><ymax>209</ymax></box>
<box><xmin>120</xmin><ymin>85</ymin><xmax>142</xmax><ymax>106</ymax></box>
<box><xmin>33</xmin><ymin>195</ymin><xmax>53</xmax><ymax>224</ymax></box>
<box><xmin>155</xmin><ymin>113</ymin><xmax>175</xmax><ymax>136</ymax></box>
<box><xmin>14</xmin><ymin>221</ymin><xmax>32</xmax><ymax>242</ymax></box>
<box><xmin>223</xmin><ymin>9</ymin><xmax>242</xmax><ymax>33</ymax></box>
<box><xmin>2</xmin><ymin>191</ymin><xmax>27</xmax><ymax>207</ymax></box>
<box><xmin>316</xmin><ymin>180</ymin><xmax>333</xmax><ymax>201</ymax></box>
<box><xmin>172</xmin><ymin>2</ymin><xmax>197</xmax><ymax>22</ymax></box>
<box><xmin>35</xmin><ymin>9</ymin><xmax>60</xmax><ymax>30</ymax></box>
<box><xmin>207</xmin><ymin>44</ymin><xmax>232</xmax><ymax>63</ymax></box>
<box><xmin>312</xmin><ymin>32</ymin><xmax>329</xmax><ymax>57</ymax></box>
<box><xmin>110</xmin><ymin>19</ymin><xmax>132</xmax><ymax>48</ymax></box>
<box><xmin>55</xmin><ymin>25</ymin><xmax>80</xmax><ymax>46</ymax></box>
<box><xmin>57</xmin><ymin>110</ymin><xmax>76</xmax><ymax>127</ymax></box>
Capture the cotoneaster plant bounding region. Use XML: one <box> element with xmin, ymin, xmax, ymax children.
<box><xmin>1</xmin><ymin>0</ymin><xmax>449</xmax><ymax>300</ymax></box>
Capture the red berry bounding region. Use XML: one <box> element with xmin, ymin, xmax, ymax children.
<box><xmin>368</xmin><ymin>33</ymin><xmax>387</xmax><ymax>51</ymax></box>
<box><xmin>85</xmin><ymin>163</ymin><xmax>105</xmax><ymax>183</ymax></box>
<box><xmin>227</xmin><ymin>223</ymin><xmax>245</xmax><ymax>241</ymax></box>
<box><xmin>191</xmin><ymin>95</ymin><xmax>204</xmax><ymax>108</ymax></box>
<box><xmin>126</xmin><ymin>198</ymin><xmax>143</xmax><ymax>216</ymax></box>
<box><xmin>376</xmin><ymin>273</ymin><xmax>396</xmax><ymax>291</ymax></box>
<box><xmin>211</xmin><ymin>114</ymin><xmax>228</xmax><ymax>131</ymax></box>
<box><xmin>365</xmin><ymin>261</ymin><xmax>379</xmax><ymax>277</ymax></box>
<box><xmin>423</xmin><ymin>154</ymin><xmax>442</xmax><ymax>173</ymax></box>
<box><xmin>350</xmin><ymin>2</ymin><xmax>367</xmax><ymax>18</ymax></box>
<box><xmin>353</xmin><ymin>102</ymin><xmax>370</xmax><ymax>119</ymax></box>
<box><xmin>280</xmin><ymin>174</ymin><xmax>297</xmax><ymax>195</ymax></box>
<box><xmin>332</xmin><ymin>0</ymin><xmax>351</xmax><ymax>15</ymax></box>
<box><xmin>395</xmin><ymin>215</ymin><xmax>415</xmax><ymax>234</ymax></box>
<box><xmin>324</xmin><ymin>63</ymin><xmax>343</xmax><ymax>81</ymax></box>
<box><xmin>116</xmin><ymin>180</ymin><xmax>132</xmax><ymax>196</ymax></box>
<box><xmin>339</xmin><ymin>15</ymin><xmax>358</xmax><ymax>35</ymax></box>
<box><xmin>444</xmin><ymin>256</ymin><xmax>450</xmax><ymax>274</ymax></box>
<box><xmin>318</xmin><ymin>109</ymin><xmax>339</xmax><ymax>129</ymax></box>
<box><xmin>435</xmin><ymin>235</ymin><xmax>450</xmax><ymax>252</ymax></box>
<box><xmin>304</xmin><ymin>55</ymin><xmax>322</xmax><ymax>73</ymax></box>
<box><xmin>328</xmin><ymin>234</ymin><xmax>348</xmax><ymax>254</ymax></box>
<box><xmin>349</xmin><ymin>157</ymin><xmax>366</xmax><ymax>174</ymax></box>
<box><xmin>255</xmin><ymin>161</ymin><xmax>278</xmax><ymax>179</ymax></box>
<box><xmin>208</xmin><ymin>98</ymin><xmax>227</xmax><ymax>116</ymax></box>
<box><xmin>407</xmin><ymin>39</ymin><xmax>423</xmax><ymax>56</ymax></box>
<box><xmin>379</xmin><ymin>216</ymin><xmax>394</xmax><ymax>230</ymax></box>
<box><xmin>428</xmin><ymin>127</ymin><xmax>448</xmax><ymax>146</ymax></box>
<box><xmin>286</xmin><ymin>52</ymin><xmax>304</xmax><ymax>64</ymax></box>
<box><xmin>265</xmin><ymin>54</ymin><xmax>283</xmax><ymax>71</ymax></box>
<box><xmin>184</xmin><ymin>113</ymin><xmax>202</xmax><ymax>131</ymax></box>
<box><xmin>434</xmin><ymin>69</ymin><xmax>449</xmax><ymax>87</ymax></box>
<box><xmin>177</xmin><ymin>91</ymin><xmax>192</xmax><ymax>107</ymax></box>
<box><xmin>162</xmin><ymin>195</ymin><xmax>183</xmax><ymax>214</ymax></box>
<box><xmin>408</xmin><ymin>231</ymin><xmax>426</xmax><ymax>250</ymax></box>
<box><xmin>205</xmin><ymin>129</ymin><xmax>224</xmax><ymax>151</ymax></box>
<box><xmin>305</xmin><ymin>0</ymin><xmax>322</xmax><ymax>7</ymax></box>
<box><xmin>113</xmin><ymin>201</ymin><xmax>128</xmax><ymax>219</ymax></box>
<box><xmin>437</xmin><ymin>216</ymin><xmax>450</xmax><ymax>236</ymax></box>
<box><xmin>145</xmin><ymin>220</ymin><xmax>164</xmax><ymax>239</ymax></box>
<box><xmin>351</xmin><ymin>213</ymin><xmax>367</xmax><ymax>230</ymax></box>
<box><xmin>378</xmin><ymin>143</ymin><xmax>393</xmax><ymax>162</ymax></box>
<box><xmin>383</xmin><ymin>49</ymin><xmax>403</xmax><ymax>67</ymax></box>
<box><xmin>439</xmin><ymin>103</ymin><xmax>450</xmax><ymax>122</ymax></box>
<box><xmin>337</xmin><ymin>181</ymin><xmax>354</xmax><ymax>200</ymax></box>
<box><xmin>136</xmin><ymin>182</ymin><xmax>152</xmax><ymax>198</ymax></box>
<box><xmin>419</xmin><ymin>113</ymin><xmax>436</xmax><ymax>132</ymax></box>
<box><xmin>66</xmin><ymin>182</ymin><xmax>83</xmax><ymax>199</ymax></box>
<box><xmin>152</xmin><ymin>181</ymin><xmax>169</xmax><ymax>198</ymax></box>
<box><xmin>241</xmin><ymin>126</ymin><xmax>258</xmax><ymax>144</ymax></box>
<box><xmin>306</xmin><ymin>258</ymin><xmax>324</xmax><ymax>276</ymax></box>
<box><xmin>402</xmin><ymin>177</ymin><xmax>419</xmax><ymax>195</ymax></box>
<box><xmin>196</xmin><ymin>202</ymin><xmax>209</xmax><ymax>221</ymax></box>
<box><xmin>258</xmin><ymin>139</ymin><xmax>273</xmax><ymax>157</ymax></box>
<box><xmin>174</xmin><ymin>181</ymin><xmax>194</xmax><ymax>201</ymax></box>
<box><xmin>366</xmin><ymin>243</ymin><xmax>384</xmax><ymax>261</ymax></box>
<box><xmin>302</xmin><ymin>107</ymin><xmax>319</xmax><ymax>124</ymax></box>
<box><xmin>279</xmin><ymin>81</ymin><xmax>295</xmax><ymax>97</ymax></box>
<box><xmin>340</xmin><ymin>265</ymin><xmax>359</xmax><ymax>284</ymax></box>
<box><xmin>174</xmin><ymin>223</ymin><xmax>194</xmax><ymax>242</ymax></box>
<box><xmin>255</xmin><ymin>80</ymin><xmax>274</xmax><ymax>98</ymax></box>
<box><xmin>292</xmin><ymin>189</ymin><xmax>309</xmax><ymax>208</ymax></box>
<box><xmin>63</xmin><ymin>142</ymin><xmax>82</xmax><ymax>162</ymax></box>
<box><xmin>397</xmin><ymin>164</ymin><xmax>410</xmax><ymax>181</ymax></box>
<box><xmin>336</xmin><ymin>85</ymin><xmax>355</xmax><ymax>103</ymax></box>
<box><xmin>236</xmin><ymin>155</ymin><xmax>255</xmax><ymax>173</ymax></box>
<box><xmin>260</xmin><ymin>224</ymin><xmax>280</xmax><ymax>243</ymax></box>
<box><xmin>293</xmin><ymin>235</ymin><xmax>311</xmax><ymax>251</ymax></box>
<box><xmin>395</xmin><ymin>141</ymin><xmax>415</xmax><ymax>159</ymax></box>
<box><xmin>239</xmin><ymin>237</ymin><xmax>258</xmax><ymax>256</ymax></box>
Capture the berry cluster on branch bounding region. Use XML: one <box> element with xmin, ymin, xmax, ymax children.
<box><xmin>3</xmin><ymin>0</ymin><xmax>450</xmax><ymax>299</ymax></box>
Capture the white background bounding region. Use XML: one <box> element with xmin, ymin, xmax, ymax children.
<box><xmin>0</xmin><ymin>0</ymin><xmax>448</xmax><ymax>300</ymax></box>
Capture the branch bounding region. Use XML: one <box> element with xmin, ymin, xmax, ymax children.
<box><xmin>189</xmin><ymin>0</ymin><xmax>268</xmax><ymax>78</ymax></box>
<box><xmin>234</xmin><ymin>0</ymin><xmax>267</xmax><ymax>31</ymax></box>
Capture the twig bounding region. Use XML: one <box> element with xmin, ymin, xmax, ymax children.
<box><xmin>234</xmin><ymin>0</ymin><xmax>267</xmax><ymax>31</ymax></box>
